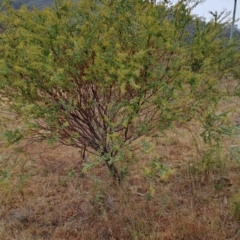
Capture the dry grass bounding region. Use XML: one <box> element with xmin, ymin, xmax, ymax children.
<box><xmin>1</xmin><ymin>92</ymin><xmax>240</xmax><ymax>239</ymax></box>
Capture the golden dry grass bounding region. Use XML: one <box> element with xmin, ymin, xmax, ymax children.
<box><xmin>1</xmin><ymin>90</ymin><xmax>240</xmax><ymax>239</ymax></box>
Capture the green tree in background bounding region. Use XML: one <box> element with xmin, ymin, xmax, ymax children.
<box><xmin>0</xmin><ymin>0</ymin><xmax>53</xmax><ymax>9</ymax></box>
<box><xmin>0</xmin><ymin>0</ymin><xmax>239</xmax><ymax>182</ymax></box>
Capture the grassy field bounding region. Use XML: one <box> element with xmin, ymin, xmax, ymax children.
<box><xmin>1</xmin><ymin>95</ymin><xmax>240</xmax><ymax>239</ymax></box>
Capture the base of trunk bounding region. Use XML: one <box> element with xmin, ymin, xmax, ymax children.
<box><xmin>105</xmin><ymin>160</ymin><xmax>121</xmax><ymax>183</ymax></box>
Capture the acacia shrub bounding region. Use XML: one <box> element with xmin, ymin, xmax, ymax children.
<box><xmin>0</xmin><ymin>0</ymin><xmax>238</xmax><ymax>181</ymax></box>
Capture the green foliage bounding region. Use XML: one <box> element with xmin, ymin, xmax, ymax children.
<box><xmin>231</xmin><ymin>191</ymin><xmax>240</xmax><ymax>222</ymax></box>
<box><xmin>4</xmin><ymin>129</ymin><xmax>23</xmax><ymax>145</ymax></box>
<box><xmin>187</xmin><ymin>145</ymin><xmax>227</xmax><ymax>180</ymax></box>
<box><xmin>0</xmin><ymin>0</ymin><xmax>239</xmax><ymax>180</ymax></box>
<box><xmin>0</xmin><ymin>148</ymin><xmax>32</xmax><ymax>202</ymax></box>
<box><xmin>59</xmin><ymin>169</ymin><xmax>75</xmax><ymax>187</ymax></box>
<box><xmin>230</xmin><ymin>145</ymin><xmax>240</xmax><ymax>165</ymax></box>
<box><xmin>145</xmin><ymin>157</ymin><xmax>174</xmax><ymax>182</ymax></box>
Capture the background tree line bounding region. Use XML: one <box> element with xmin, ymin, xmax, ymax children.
<box><xmin>1</xmin><ymin>0</ymin><xmax>240</xmax><ymax>39</ymax></box>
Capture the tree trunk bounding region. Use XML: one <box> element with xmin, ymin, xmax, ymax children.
<box><xmin>105</xmin><ymin>160</ymin><xmax>121</xmax><ymax>183</ymax></box>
